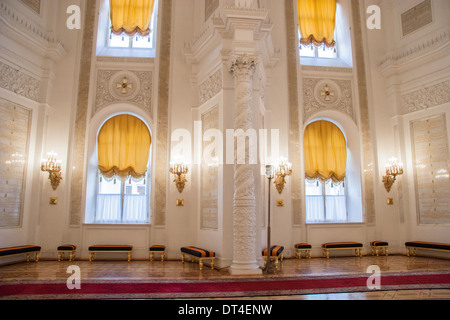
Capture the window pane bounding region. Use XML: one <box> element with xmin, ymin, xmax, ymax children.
<box><xmin>109</xmin><ymin>34</ymin><xmax>131</xmax><ymax>48</ymax></box>
<box><xmin>299</xmin><ymin>43</ymin><xmax>315</xmax><ymax>57</ymax></box>
<box><xmin>317</xmin><ymin>44</ymin><xmax>337</xmax><ymax>59</ymax></box>
<box><xmin>98</xmin><ymin>176</ymin><xmax>122</xmax><ymax>194</ymax></box>
<box><xmin>305</xmin><ymin>179</ymin><xmax>323</xmax><ymax>195</ymax></box>
<box><xmin>132</xmin><ymin>35</ymin><xmax>153</xmax><ymax>49</ymax></box>
<box><xmin>324</xmin><ymin>180</ymin><xmax>345</xmax><ymax>196</ymax></box>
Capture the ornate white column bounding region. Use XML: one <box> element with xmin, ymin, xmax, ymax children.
<box><xmin>229</xmin><ymin>54</ymin><xmax>262</xmax><ymax>275</ymax></box>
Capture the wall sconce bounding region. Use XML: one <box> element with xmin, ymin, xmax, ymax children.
<box><xmin>273</xmin><ymin>157</ymin><xmax>293</xmax><ymax>194</ymax></box>
<box><xmin>169</xmin><ymin>156</ymin><xmax>189</xmax><ymax>193</ymax></box>
<box><xmin>41</xmin><ymin>151</ymin><xmax>62</xmax><ymax>191</ymax></box>
<box><xmin>382</xmin><ymin>157</ymin><xmax>403</xmax><ymax>193</ymax></box>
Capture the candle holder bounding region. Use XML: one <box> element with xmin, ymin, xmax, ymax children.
<box><xmin>41</xmin><ymin>151</ymin><xmax>62</xmax><ymax>191</ymax></box>
<box><xmin>273</xmin><ymin>157</ymin><xmax>293</xmax><ymax>194</ymax></box>
<box><xmin>169</xmin><ymin>156</ymin><xmax>189</xmax><ymax>194</ymax></box>
<box><xmin>382</xmin><ymin>157</ymin><xmax>403</xmax><ymax>193</ymax></box>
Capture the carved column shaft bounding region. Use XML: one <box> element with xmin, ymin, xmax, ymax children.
<box><xmin>229</xmin><ymin>54</ymin><xmax>261</xmax><ymax>274</ymax></box>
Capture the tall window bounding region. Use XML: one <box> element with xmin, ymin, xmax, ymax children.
<box><xmin>96</xmin><ymin>0</ymin><xmax>159</xmax><ymax>57</ymax></box>
<box><xmin>108</xmin><ymin>0</ymin><xmax>158</xmax><ymax>49</ymax></box>
<box><xmin>297</xmin><ymin>0</ymin><xmax>337</xmax><ymax>59</ymax></box>
<box><xmin>304</xmin><ymin>120</ymin><xmax>348</xmax><ymax>223</ymax></box>
<box><xmin>95</xmin><ymin>115</ymin><xmax>151</xmax><ymax>224</ymax></box>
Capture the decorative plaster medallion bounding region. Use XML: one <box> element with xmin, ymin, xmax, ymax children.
<box><xmin>314</xmin><ymin>80</ymin><xmax>340</xmax><ymax>106</ymax></box>
<box><xmin>109</xmin><ymin>71</ymin><xmax>140</xmax><ymax>100</ymax></box>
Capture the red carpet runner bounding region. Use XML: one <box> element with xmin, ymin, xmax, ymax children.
<box><xmin>1</xmin><ymin>272</ymin><xmax>450</xmax><ymax>299</ymax></box>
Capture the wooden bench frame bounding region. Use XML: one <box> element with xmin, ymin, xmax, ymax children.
<box><xmin>88</xmin><ymin>246</ymin><xmax>133</xmax><ymax>262</ymax></box>
<box><xmin>294</xmin><ymin>244</ymin><xmax>312</xmax><ymax>260</ymax></box>
<box><xmin>0</xmin><ymin>246</ymin><xmax>41</xmax><ymax>263</ymax></box>
<box><xmin>58</xmin><ymin>245</ymin><xmax>77</xmax><ymax>262</ymax></box>
<box><xmin>322</xmin><ymin>243</ymin><xmax>363</xmax><ymax>259</ymax></box>
<box><xmin>370</xmin><ymin>241</ymin><xmax>389</xmax><ymax>257</ymax></box>
<box><xmin>405</xmin><ymin>242</ymin><xmax>450</xmax><ymax>257</ymax></box>
<box><xmin>181</xmin><ymin>247</ymin><xmax>215</xmax><ymax>271</ymax></box>
<box><xmin>149</xmin><ymin>246</ymin><xmax>166</xmax><ymax>262</ymax></box>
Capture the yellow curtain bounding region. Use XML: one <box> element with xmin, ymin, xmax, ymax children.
<box><xmin>304</xmin><ymin>121</ymin><xmax>347</xmax><ymax>182</ymax></box>
<box><xmin>110</xmin><ymin>0</ymin><xmax>155</xmax><ymax>36</ymax></box>
<box><xmin>297</xmin><ymin>0</ymin><xmax>337</xmax><ymax>48</ymax></box>
<box><xmin>98</xmin><ymin>115</ymin><xmax>151</xmax><ymax>179</ymax></box>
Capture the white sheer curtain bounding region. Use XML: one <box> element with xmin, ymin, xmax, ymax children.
<box><xmin>123</xmin><ymin>195</ymin><xmax>148</xmax><ymax>223</ymax></box>
<box><xmin>95</xmin><ymin>194</ymin><xmax>122</xmax><ymax>223</ymax></box>
<box><xmin>306</xmin><ymin>195</ymin><xmax>325</xmax><ymax>221</ymax></box>
<box><xmin>325</xmin><ymin>195</ymin><xmax>347</xmax><ymax>221</ymax></box>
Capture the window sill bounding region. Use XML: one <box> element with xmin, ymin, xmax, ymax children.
<box><xmin>83</xmin><ymin>223</ymin><xmax>151</xmax><ymax>227</ymax></box>
<box><xmin>96</xmin><ymin>46</ymin><xmax>156</xmax><ymax>59</ymax></box>
<box><xmin>299</xmin><ymin>57</ymin><xmax>352</xmax><ymax>69</ymax></box>
<box><xmin>305</xmin><ymin>221</ymin><xmax>364</xmax><ymax>226</ymax></box>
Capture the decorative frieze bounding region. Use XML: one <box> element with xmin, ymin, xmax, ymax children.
<box><xmin>0</xmin><ymin>62</ymin><xmax>40</xmax><ymax>102</ymax></box>
<box><xmin>402</xmin><ymin>81</ymin><xmax>450</xmax><ymax>115</ymax></box>
<box><xmin>199</xmin><ymin>69</ymin><xmax>223</xmax><ymax>104</ymax></box>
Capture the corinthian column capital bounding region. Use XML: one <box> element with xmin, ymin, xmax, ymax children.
<box><xmin>229</xmin><ymin>54</ymin><xmax>259</xmax><ymax>80</ymax></box>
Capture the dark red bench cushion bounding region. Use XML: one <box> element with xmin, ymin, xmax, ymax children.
<box><xmin>405</xmin><ymin>241</ymin><xmax>450</xmax><ymax>251</ymax></box>
<box><xmin>322</xmin><ymin>242</ymin><xmax>363</xmax><ymax>249</ymax></box>
<box><xmin>181</xmin><ymin>246</ymin><xmax>215</xmax><ymax>258</ymax></box>
<box><xmin>263</xmin><ymin>246</ymin><xmax>284</xmax><ymax>257</ymax></box>
<box><xmin>0</xmin><ymin>246</ymin><xmax>41</xmax><ymax>257</ymax></box>
<box><xmin>89</xmin><ymin>245</ymin><xmax>133</xmax><ymax>251</ymax></box>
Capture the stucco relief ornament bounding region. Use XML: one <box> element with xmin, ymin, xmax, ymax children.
<box><xmin>117</xmin><ymin>77</ymin><xmax>133</xmax><ymax>94</ymax></box>
<box><xmin>320</xmin><ymin>84</ymin><xmax>335</xmax><ymax>102</ymax></box>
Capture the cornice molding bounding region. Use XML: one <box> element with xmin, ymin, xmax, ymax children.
<box><xmin>0</xmin><ymin>0</ymin><xmax>66</xmax><ymax>63</ymax></box>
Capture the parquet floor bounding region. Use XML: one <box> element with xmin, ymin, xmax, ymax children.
<box><xmin>1</xmin><ymin>254</ymin><xmax>449</xmax><ymax>300</ymax></box>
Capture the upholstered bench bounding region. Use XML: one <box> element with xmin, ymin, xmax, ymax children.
<box><xmin>88</xmin><ymin>245</ymin><xmax>133</xmax><ymax>262</ymax></box>
<box><xmin>322</xmin><ymin>242</ymin><xmax>363</xmax><ymax>259</ymax></box>
<box><xmin>149</xmin><ymin>245</ymin><xmax>166</xmax><ymax>261</ymax></box>
<box><xmin>57</xmin><ymin>245</ymin><xmax>77</xmax><ymax>262</ymax></box>
<box><xmin>370</xmin><ymin>241</ymin><xmax>389</xmax><ymax>257</ymax></box>
<box><xmin>294</xmin><ymin>243</ymin><xmax>312</xmax><ymax>260</ymax></box>
<box><xmin>263</xmin><ymin>246</ymin><xmax>284</xmax><ymax>270</ymax></box>
<box><xmin>0</xmin><ymin>245</ymin><xmax>41</xmax><ymax>263</ymax></box>
<box><xmin>405</xmin><ymin>241</ymin><xmax>450</xmax><ymax>257</ymax></box>
<box><xmin>181</xmin><ymin>246</ymin><xmax>215</xmax><ymax>270</ymax></box>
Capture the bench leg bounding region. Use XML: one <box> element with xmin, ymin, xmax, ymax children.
<box><xmin>127</xmin><ymin>252</ymin><xmax>132</xmax><ymax>262</ymax></box>
<box><xmin>199</xmin><ymin>259</ymin><xmax>203</xmax><ymax>271</ymax></box>
<box><xmin>89</xmin><ymin>252</ymin><xmax>94</xmax><ymax>262</ymax></box>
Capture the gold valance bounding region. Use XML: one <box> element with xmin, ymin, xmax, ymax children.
<box><xmin>98</xmin><ymin>114</ymin><xmax>151</xmax><ymax>180</ymax></box>
<box><xmin>304</xmin><ymin>120</ymin><xmax>347</xmax><ymax>183</ymax></box>
<box><xmin>110</xmin><ymin>0</ymin><xmax>155</xmax><ymax>37</ymax></box>
<box><xmin>297</xmin><ymin>0</ymin><xmax>337</xmax><ymax>48</ymax></box>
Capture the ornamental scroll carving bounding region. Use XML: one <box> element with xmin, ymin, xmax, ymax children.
<box><xmin>0</xmin><ymin>62</ymin><xmax>40</xmax><ymax>102</ymax></box>
<box><xmin>402</xmin><ymin>81</ymin><xmax>450</xmax><ymax>115</ymax></box>
<box><xmin>199</xmin><ymin>69</ymin><xmax>222</xmax><ymax>104</ymax></box>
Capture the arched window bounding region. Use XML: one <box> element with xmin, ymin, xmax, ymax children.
<box><xmin>304</xmin><ymin>120</ymin><xmax>348</xmax><ymax>222</ymax></box>
<box><xmin>94</xmin><ymin>114</ymin><xmax>152</xmax><ymax>224</ymax></box>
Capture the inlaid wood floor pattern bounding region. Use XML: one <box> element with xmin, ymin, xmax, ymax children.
<box><xmin>1</xmin><ymin>255</ymin><xmax>449</xmax><ymax>300</ymax></box>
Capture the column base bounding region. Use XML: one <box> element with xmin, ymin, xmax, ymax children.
<box><xmin>229</xmin><ymin>261</ymin><xmax>262</xmax><ymax>275</ymax></box>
